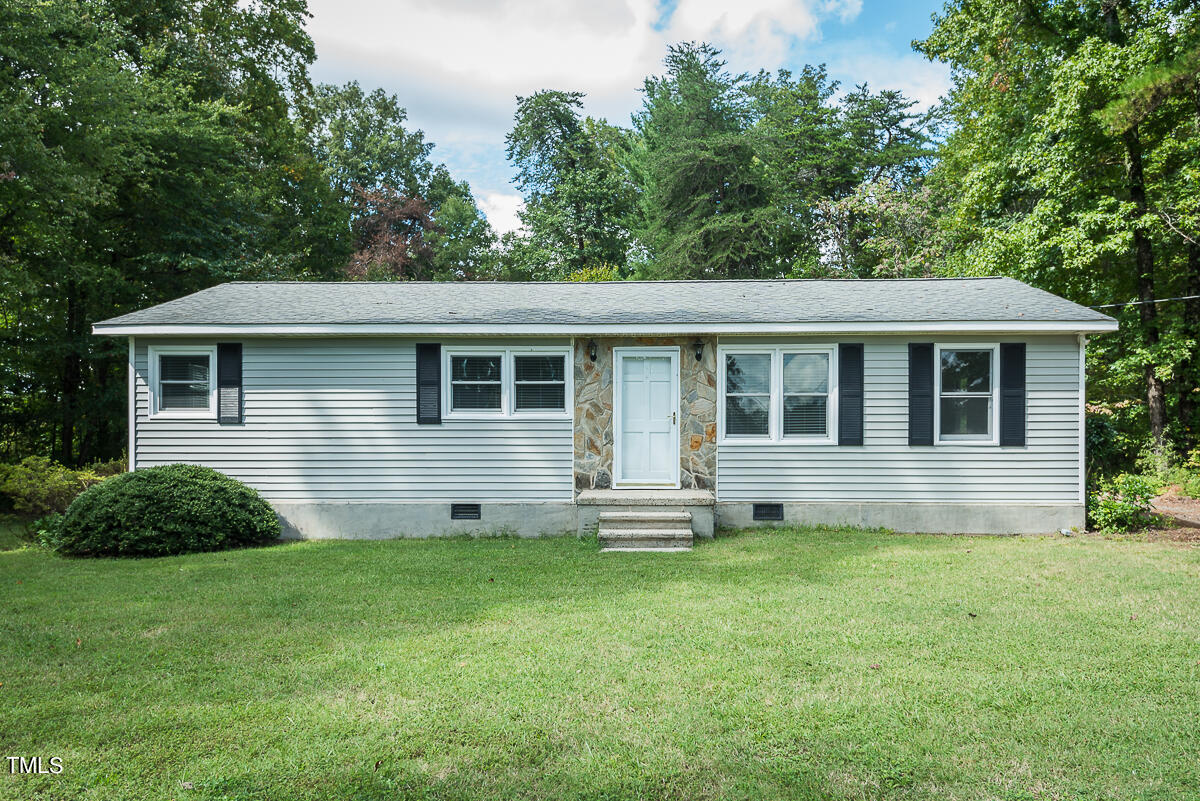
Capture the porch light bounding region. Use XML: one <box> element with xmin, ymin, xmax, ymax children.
<box><xmin>587</xmin><ymin>340</ymin><xmax>598</xmax><ymax>361</ymax></box>
<box><xmin>693</xmin><ymin>340</ymin><xmax>704</xmax><ymax>362</ymax></box>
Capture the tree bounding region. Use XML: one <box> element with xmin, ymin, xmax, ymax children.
<box><xmin>305</xmin><ymin>82</ymin><xmax>497</xmax><ymax>282</ymax></box>
<box><xmin>916</xmin><ymin>0</ymin><xmax>1200</xmax><ymax>457</ymax></box>
<box><xmin>0</xmin><ymin>1</ymin><xmax>494</xmax><ymax>466</ymax></box>
<box><xmin>632</xmin><ymin>43</ymin><xmax>776</xmax><ymax>279</ymax></box>
<box><xmin>747</xmin><ymin>67</ymin><xmax>932</xmax><ymax>276</ymax></box>
<box><xmin>0</xmin><ymin>0</ymin><xmax>333</xmax><ymax>465</ymax></box>
<box><xmin>504</xmin><ymin>91</ymin><xmax>635</xmax><ymax>278</ymax></box>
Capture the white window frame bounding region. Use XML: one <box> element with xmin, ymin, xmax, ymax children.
<box><xmin>147</xmin><ymin>345</ymin><xmax>217</xmax><ymax>419</ymax></box>
<box><xmin>442</xmin><ymin>345</ymin><xmax>572</xmax><ymax>420</ymax></box>
<box><xmin>717</xmin><ymin>345</ymin><xmax>837</xmax><ymax>445</ymax></box>
<box><xmin>934</xmin><ymin>342</ymin><xmax>1000</xmax><ymax>446</ymax></box>
<box><xmin>445</xmin><ymin>348</ymin><xmax>506</xmax><ymax>418</ymax></box>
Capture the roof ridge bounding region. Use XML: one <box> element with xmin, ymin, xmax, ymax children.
<box><xmin>223</xmin><ymin>276</ymin><xmax>1012</xmax><ymax>286</ymax></box>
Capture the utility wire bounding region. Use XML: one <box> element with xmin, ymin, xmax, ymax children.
<box><xmin>1089</xmin><ymin>293</ymin><xmax>1200</xmax><ymax>309</ymax></box>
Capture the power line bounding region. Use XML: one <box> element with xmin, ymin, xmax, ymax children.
<box><xmin>1090</xmin><ymin>293</ymin><xmax>1200</xmax><ymax>309</ymax></box>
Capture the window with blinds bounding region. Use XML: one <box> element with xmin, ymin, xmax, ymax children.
<box><xmin>149</xmin><ymin>346</ymin><xmax>215</xmax><ymax>417</ymax></box>
<box><xmin>514</xmin><ymin>355</ymin><xmax>565</xmax><ymax>411</ymax></box>
<box><xmin>720</xmin><ymin>346</ymin><xmax>838</xmax><ymax>443</ymax></box>
<box><xmin>782</xmin><ymin>352</ymin><xmax>829</xmax><ymax>437</ymax></box>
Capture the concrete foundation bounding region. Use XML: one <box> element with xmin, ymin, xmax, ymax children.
<box><xmin>715</xmin><ymin>501</ymin><xmax>1085</xmax><ymax>535</ymax></box>
<box><xmin>272</xmin><ymin>499</ymin><xmax>1084</xmax><ymax>539</ymax></box>
<box><xmin>274</xmin><ymin>502</ymin><xmax>578</xmax><ymax>539</ymax></box>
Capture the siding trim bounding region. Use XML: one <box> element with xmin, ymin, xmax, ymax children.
<box><xmin>1078</xmin><ymin>334</ymin><xmax>1087</xmax><ymax>505</ymax></box>
<box><xmin>128</xmin><ymin>335</ymin><xmax>136</xmax><ymax>471</ymax></box>
<box><xmin>95</xmin><ymin>320</ymin><xmax>1121</xmax><ymax>337</ymax></box>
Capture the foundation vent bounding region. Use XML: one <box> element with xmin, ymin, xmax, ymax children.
<box><xmin>450</xmin><ymin>503</ymin><xmax>482</xmax><ymax>520</ymax></box>
<box><xmin>752</xmin><ymin>503</ymin><xmax>784</xmax><ymax>522</ymax></box>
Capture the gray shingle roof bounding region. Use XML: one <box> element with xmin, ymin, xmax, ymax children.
<box><xmin>93</xmin><ymin>278</ymin><xmax>1115</xmax><ymax>331</ymax></box>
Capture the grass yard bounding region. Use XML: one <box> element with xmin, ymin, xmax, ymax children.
<box><xmin>0</xmin><ymin>517</ymin><xmax>28</xmax><ymax>552</ymax></box>
<box><xmin>1</xmin><ymin>528</ymin><xmax>1198</xmax><ymax>800</ymax></box>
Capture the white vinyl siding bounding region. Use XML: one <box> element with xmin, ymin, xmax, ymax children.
<box><xmin>133</xmin><ymin>337</ymin><xmax>573</xmax><ymax>502</ymax></box>
<box><xmin>716</xmin><ymin>334</ymin><xmax>1082</xmax><ymax>503</ymax></box>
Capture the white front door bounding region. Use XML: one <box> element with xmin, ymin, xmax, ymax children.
<box><xmin>614</xmin><ymin>348</ymin><xmax>680</xmax><ymax>487</ymax></box>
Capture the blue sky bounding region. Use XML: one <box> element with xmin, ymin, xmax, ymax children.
<box><xmin>305</xmin><ymin>0</ymin><xmax>949</xmax><ymax>234</ymax></box>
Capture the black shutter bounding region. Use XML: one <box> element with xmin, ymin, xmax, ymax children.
<box><xmin>999</xmin><ymin>343</ymin><xmax>1027</xmax><ymax>447</ymax></box>
<box><xmin>217</xmin><ymin>343</ymin><xmax>242</xmax><ymax>424</ymax></box>
<box><xmin>838</xmin><ymin>343</ymin><xmax>864</xmax><ymax>445</ymax></box>
<box><xmin>908</xmin><ymin>343</ymin><xmax>934</xmax><ymax>446</ymax></box>
<box><xmin>416</xmin><ymin>343</ymin><xmax>441</xmax><ymax>425</ymax></box>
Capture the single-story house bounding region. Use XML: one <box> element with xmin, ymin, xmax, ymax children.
<box><xmin>93</xmin><ymin>278</ymin><xmax>1117</xmax><ymax>548</ymax></box>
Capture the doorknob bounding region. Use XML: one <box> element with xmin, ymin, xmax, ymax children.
<box><xmin>671</xmin><ymin>411</ymin><xmax>677</xmax><ymax>424</ymax></box>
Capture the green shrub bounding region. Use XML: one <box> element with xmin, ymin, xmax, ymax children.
<box><xmin>56</xmin><ymin>464</ymin><xmax>280</xmax><ymax>557</ymax></box>
<box><xmin>1087</xmin><ymin>473</ymin><xmax>1163</xmax><ymax>533</ymax></box>
<box><xmin>1181</xmin><ymin>472</ymin><xmax>1200</xmax><ymax>499</ymax></box>
<box><xmin>0</xmin><ymin>456</ymin><xmax>106</xmax><ymax>516</ymax></box>
<box><xmin>30</xmin><ymin>513</ymin><xmax>65</xmax><ymax>550</ymax></box>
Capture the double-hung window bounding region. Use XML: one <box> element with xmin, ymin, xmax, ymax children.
<box><xmin>721</xmin><ymin>347</ymin><xmax>835</xmax><ymax>442</ymax></box>
<box><xmin>149</xmin><ymin>346</ymin><xmax>216</xmax><ymax>418</ymax></box>
<box><xmin>444</xmin><ymin>347</ymin><xmax>570</xmax><ymax>418</ymax></box>
<box><xmin>724</xmin><ymin>353</ymin><xmax>771</xmax><ymax>436</ymax></box>
<box><xmin>936</xmin><ymin>345</ymin><xmax>997</xmax><ymax>443</ymax></box>
<box><xmin>782</xmin><ymin>352</ymin><xmax>829</xmax><ymax>436</ymax></box>
<box><xmin>450</xmin><ymin>354</ymin><xmax>503</xmax><ymax>412</ymax></box>
<box><xmin>513</xmin><ymin>355</ymin><xmax>566</xmax><ymax>412</ymax></box>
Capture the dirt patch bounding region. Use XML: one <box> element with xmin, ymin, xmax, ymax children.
<box><xmin>1153</xmin><ymin>487</ymin><xmax>1200</xmax><ymax>529</ymax></box>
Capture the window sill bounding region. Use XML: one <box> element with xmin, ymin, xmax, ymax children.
<box><xmin>443</xmin><ymin>411</ymin><xmax>571</xmax><ymax>422</ymax></box>
<box><xmin>148</xmin><ymin>409</ymin><xmax>217</xmax><ymax>421</ymax></box>
<box><xmin>935</xmin><ymin>438</ymin><xmax>998</xmax><ymax>447</ymax></box>
<box><xmin>719</xmin><ymin>436</ymin><xmax>838</xmax><ymax>446</ymax></box>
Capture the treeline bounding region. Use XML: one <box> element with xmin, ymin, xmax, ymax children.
<box><xmin>0</xmin><ymin>0</ymin><xmax>496</xmax><ymax>463</ymax></box>
<box><xmin>500</xmin><ymin>44</ymin><xmax>931</xmax><ymax>281</ymax></box>
<box><xmin>2</xmin><ymin>0</ymin><xmax>1198</xmax><ymax>471</ymax></box>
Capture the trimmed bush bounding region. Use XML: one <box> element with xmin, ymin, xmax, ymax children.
<box><xmin>1087</xmin><ymin>473</ymin><xmax>1162</xmax><ymax>534</ymax></box>
<box><xmin>56</xmin><ymin>464</ymin><xmax>280</xmax><ymax>557</ymax></box>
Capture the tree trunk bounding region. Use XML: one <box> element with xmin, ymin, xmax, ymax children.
<box><xmin>1182</xmin><ymin>241</ymin><xmax>1200</xmax><ymax>451</ymax></box>
<box><xmin>59</xmin><ymin>280</ymin><xmax>82</xmax><ymax>466</ymax></box>
<box><xmin>1103</xmin><ymin>1</ymin><xmax>1167</xmax><ymax>451</ymax></box>
<box><xmin>1122</xmin><ymin>126</ymin><xmax>1167</xmax><ymax>450</ymax></box>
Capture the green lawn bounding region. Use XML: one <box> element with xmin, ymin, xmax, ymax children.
<box><xmin>0</xmin><ymin>516</ymin><xmax>28</xmax><ymax>551</ymax></box>
<box><xmin>1</xmin><ymin>529</ymin><xmax>1197</xmax><ymax>800</ymax></box>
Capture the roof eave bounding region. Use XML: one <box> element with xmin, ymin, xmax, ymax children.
<box><xmin>92</xmin><ymin>319</ymin><xmax>1120</xmax><ymax>337</ymax></box>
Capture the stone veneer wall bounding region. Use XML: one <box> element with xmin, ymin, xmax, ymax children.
<box><xmin>573</xmin><ymin>336</ymin><xmax>718</xmax><ymax>491</ymax></box>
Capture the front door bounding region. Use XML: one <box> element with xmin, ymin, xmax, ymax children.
<box><xmin>614</xmin><ymin>348</ymin><xmax>680</xmax><ymax>487</ymax></box>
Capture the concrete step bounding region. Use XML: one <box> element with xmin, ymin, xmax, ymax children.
<box><xmin>597</xmin><ymin>510</ymin><xmax>692</xmax><ymax>531</ymax></box>
<box><xmin>599</xmin><ymin>529</ymin><xmax>693</xmax><ymax>551</ymax></box>
<box><xmin>577</xmin><ymin>489</ymin><xmax>715</xmax><ymax>539</ymax></box>
<box><xmin>598</xmin><ymin>510</ymin><xmax>694</xmax><ymax>551</ymax></box>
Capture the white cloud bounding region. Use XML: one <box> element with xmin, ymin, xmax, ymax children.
<box><xmin>304</xmin><ymin>0</ymin><xmax>944</xmax><ymax>232</ymax></box>
<box><xmin>827</xmin><ymin>46</ymin><xmax>951</xmax><ymax>110</ymax></box>
<box><xmin>477</xmin><ymin>191</ymin><xmax>525</xmax><ymax>237</ymax></box>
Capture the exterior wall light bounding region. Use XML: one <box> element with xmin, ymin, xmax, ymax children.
<box><xmin>693</xmin><ymin>340</ymin><xmax>704</xmax><ymax>362</ymax></box>
<box><xmin>587</xmin><ymin>340</ymin><xmax>598</xmax><ymax>361</ymax></box>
